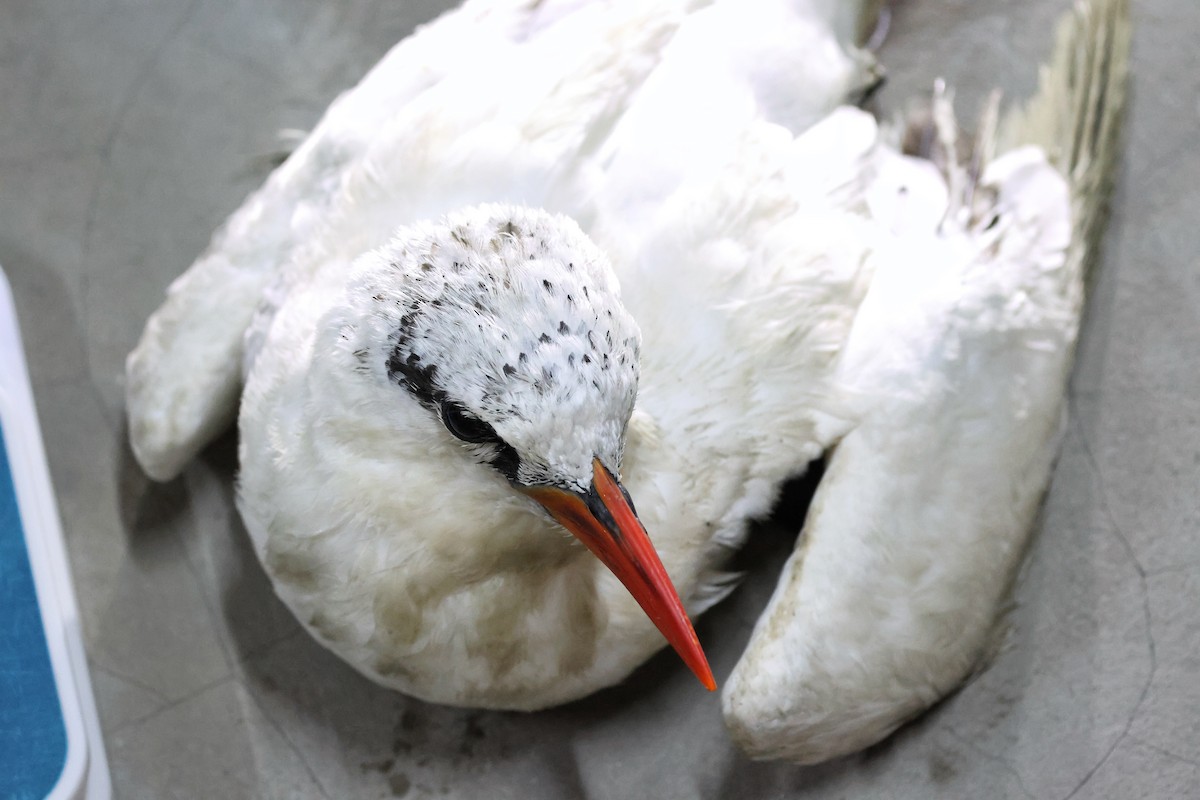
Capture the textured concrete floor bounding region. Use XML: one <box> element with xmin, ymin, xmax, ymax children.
<box><xmin>2</xmin><ymin>0</ymin><xmax>1197</xmax><ymax>798</ymax></box>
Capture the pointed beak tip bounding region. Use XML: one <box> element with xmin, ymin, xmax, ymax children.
<box><xmin>523</xmin><ymin>459</ymin><xmax>719</xmax><ymax>691</ymax></box>
<box><xmin>681</xmin><ymin>638</ymin><xmax>717</xmax><ymax>692</ymax></box>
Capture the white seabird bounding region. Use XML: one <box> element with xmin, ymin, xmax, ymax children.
<box><xmin>125</xmin><ymin>0</ymin><xmax>1129</xmax><ymax>763</ymax></box>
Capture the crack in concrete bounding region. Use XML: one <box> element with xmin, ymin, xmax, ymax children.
<box><xmin>236</xmin><ymin>625</ymin><xmax>307</xmax><ymax>665</ymax></box>
<box><xmin>944</xmin><ymin>725</ymin><xmax>1036</xmax><ymax>800</ymax></box>
<box><xmin>169</xmin><ymin>490</ymin><xmax>238</xmax><ymax>671</ymax></box>
<box><xmin>92</xmin><ymin>660</ymin><xmax>171</xmax><ymax>705</ymax></box>
<box><xmin>1061</xmin><ymin>420</ymin><xmax>1158</xmax><ymax>800</ymax></box>
<box><xmin>241</xmin><ymin>675</ymin><xmax>334</xmax><ymax>800</ymax></box>
<box><xmin>1126</xmin><ymin>735</ymin><xmax>1200</xmax><ymax>769</ymax></box>
<box><xmin>1144</xmin><ymin>560</ymin><xmax>1200</xmax><ymax>577</ymax></box>
<box><xmin>78</xmin><ymin>0</ymin><xmax>204</xmax><ymax>425</ymax></box>
<box><xmin>108</xmin><ymin>672</ymin><xmax>233</xmax><ymax>735</ymax></box>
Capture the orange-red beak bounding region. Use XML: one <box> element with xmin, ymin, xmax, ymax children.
<box><xmin>522</xmin><ymin>457</ymin><xmax>716</xmax><ymax>691</ymax></box>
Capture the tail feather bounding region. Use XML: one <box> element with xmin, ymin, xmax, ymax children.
<box><xmin>892</xmin><ymin>0</ymin><xmax>1130</xmax><ymax>255</ymax></box>
<box><xmin>1000</xmin><ymin>0</ymin><xmax>1132</xmax><ymax>277</ymax></box>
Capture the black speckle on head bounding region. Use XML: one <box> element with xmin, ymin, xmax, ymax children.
<box><xmin>587</xmin><ymin>330</ymin><xmax>596</xmax><ymax>350</ymax></box>
<box><xmin>542</xmin><ymin>279</ymin><xmax>553</xmax><ymax>294</ymax></box>
<box><xmin>421</xmin><ymin>262</ymin><xmax>434</xmax><ymax>272</ymax></box>
<box><xmin>565</xmin><ymin>294</ymin><xmax>574</xmax><ymax>306</ymax></box>
<box><xmin>582</xmin><ymin>354</ymin><xmax>591</xmax><ymax>364</ymax></box>
<box><xmin>518</xmin><ymin>352</ymin><xmax>527</xmax><ymax>365</ymax></box>
<box><xmin>605</xmin><ymin>330</ymin><xmax>612</xmax><ymax>347</ymax></box>
<box><xmin>502</xmin><ymin>221</ymin><xmax>518</xmax><ymax>236</ymax></box>
<box><xmin>558</xmin><ymin>321</ymin><xmax>569</xmax><ymax>335</ymax></box>
<box><xmin>538</xmin><ymin>333</ymin><xmax>551</xmax><ymax>345</ymax></box>
<box><xmin>387</xmin><ymin>346</ymin><xmax>442</xmax><ymax>408</ymax></box>
<box><xmin>582</xmin><ymin>286</ymin><xmax>589</xmax><ymax>299</ymax></box>
<box><xmin>568</xmin><ymin>353</ymin><xmax>575</xmax><ymax>366</ymax></box>
<box><xmin>503</xmin><ymin>363</ymin><xmax>516</xmax><ymax>377</ymax></box>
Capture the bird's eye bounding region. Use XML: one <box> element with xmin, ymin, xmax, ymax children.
<box><xmin>440</xmin><ymin>400</ymin><xmax>501</xmax><ymax>445</ymax></box>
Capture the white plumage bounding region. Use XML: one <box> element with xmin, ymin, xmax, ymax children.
<box><xmin>126</xmin><ymin>0</ymin><xmax>1129</xmax><ymax>763</ymax></box>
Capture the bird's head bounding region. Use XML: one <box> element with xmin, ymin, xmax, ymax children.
<box><xmin>351</xmin><ymin>204</ymin><xmax>714</xmax><ymax>691</ymax></box>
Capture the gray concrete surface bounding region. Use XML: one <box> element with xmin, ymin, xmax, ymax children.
<box><xmin>2</xmin><ymin>0</ymin><xmax>1196</xmax><ymax>797</ymax></box>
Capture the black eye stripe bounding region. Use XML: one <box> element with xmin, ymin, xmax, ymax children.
<box><xmin>440</xmin><ymin>400</ymin><xmax>502</xmax><ymax>445</ymax></box>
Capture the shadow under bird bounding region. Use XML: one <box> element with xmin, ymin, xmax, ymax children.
<box><xmin>126</xmin><ymin>0</ymin><xmax>1130</xmax><ymax>763</ymax></box>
